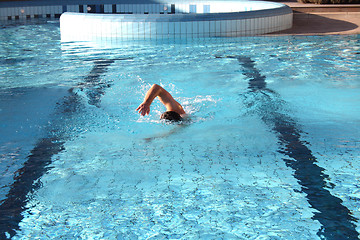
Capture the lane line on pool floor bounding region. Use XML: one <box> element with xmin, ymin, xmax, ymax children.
<box><xmin>218</xmin><ymin>55</ymin><xmax>359</xmax><ymax>239</ymax></box>
<box><xmin>0</xmin><ymin>58</ymin><xmax>119</xmax><ymax>239</ymax></box>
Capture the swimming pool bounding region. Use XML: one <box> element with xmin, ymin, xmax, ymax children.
<box><xmin>0</xmin><ymin>20</ymin><xmax>359</xmax><ymax>239</ymax></box>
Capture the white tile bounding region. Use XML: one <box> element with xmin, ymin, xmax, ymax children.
<box><xmin>11</xmin><ymin>7</ymin><xmax>17</xmax><ymax>17</ymax></box>
<box><xmin>115</xmin><ymin>22</ymin><xmax>122</xmax><ymax>38</ymax></box>
<box><xmin>148</xmin><ymin>4</ymin><xmax>154</xmax><ymax>13</ymax></box>
<box><xmin>227</xmin><ymin>20</ymin><xmax>233</xmax><ymax>32</ymax></box>
<box><xmin>6</xmin><ymin>7</ymin><xmax>11</xmax><ymax>17</ymax></box>
<box><xmin>203</xmin><ymin>21</ymin><xmax>210</xmax><ymax>35</ymax></box>
<box><xmin>263</xmin><ymin>17</ymin><xmax>268</xmax><ymax>31</ymax></box>
<box><xmin>120</xmin><ymin>22</ymin><xmax>127</xmax><ymax>37</ymax></box>
<box><xmin>239</xmin><ymin>20</ymin><xmax>246</xmax><ymax>35</ymax></box>
<box><xmin>131</xmin><ymin>22</ymin><xmax>137</xmax><ymax>38</ymax></box>
<box><xmin>192</xmin><ymin>21</ymin><xmax>198</xmax><ymax>35</ymax></box>
<box><xmin>151</xmin><ymin>4</ymin><xmax>156</xmax><ymax>13</ymax></box>
<box><xmin>44</xmin><ymin>6</ymin><xmax>51</xmax><ymax>15</ymax></box>
<box><xmin>38</xmin><ymin>6</ymin><xmax>45</xmax><ymax>15</ymax></box>
<box><xmin>118</xmin><ymin>4</ymin><xmax>123</xmax><ymax>13</ymax></box>
<box><xmin>6</xmin><ymin>7</ymin><xmax>12</xmax><ymax>17</ymax></box>
<box><xmin>6</xmin><ymin>8</ymin><xmax>14</xmax><ymax>16</ymax></box>
<box><xmin>144</xmin><ymin>22</ymin><xmax>151</xmax><ymax>37</ymax></box>
<box><xmin>27</xmin><ymin>6</ymin><xmax>34</xmax><ymax>15</ymax></box>
<box><xmin>232</xmin><ymin>20</ymin><xmax>238</xmax><ymax>34</ymax></box>
<box><xmin>49</xmin><ymin>6</ymin><xmax>55</xmax><ymax>14</ymax></box>
<box><xmin>180</xmin><ymin>22</ymin><xmax>186</xmax><ymax>34</ymax></box>
<box><xmin>175</xmin><ymin>22</ymin><xmax>181</xmax><ymax>34</ymax></box>
<box><xmin>142</xmin><ymin>4</ymin><xmax>147</xmax><ymax>13</ymax></box>
<box><xmin>169</xmin><ymin>22</ymin><xmax>175</xmax><ymax>34</ymax></box>
<box><xmin>71</xmin><ymin>5</ymin><xmax>78</xmax><ymax>12</ymax></box>
<box><xmin>198</xmin><ymin>21</ymin><xmax>204</xmax><ymax>34</ymax></box>
<box><xmin>104</xmin><ymin>5</ymin><xmax>111</xmax><ymax>13</ymax></box>
<box><xmin>245</xmin><ymin>19</ymin><xmax>251</xmax><ymax>34</ymax></box>
<box><xmin>186</xmin><ymin>22</ymin><xmax>192</xmax><ymax>36</ymax></box>
<box><xmin>271</xmin><ymin>16</ymin><xmax>276</xmax><ymax>31</ymax></box>
<box><xmin>209</xmin><ymin>21</ymin><xmax>215</xmax><ymax>34</ymax></box>
<box><xmin>132</xmin><ymin>4</ymin><xmax>137</xmax><ymax>13</ymax></box>
<box><xmin>134</xmin><ymin>4</ymin><xmax>140</xmax><ymax>14</ymax></box>
<box><xmin>264</xmin><ymin>17</ymin><xmax>270</xmax><ymax>30</ymax></box>
<box><xmin>116</xmin><ymin>4</ymin><xmax>122</xmax><ymax>13</ymax></box>
<box><xmin>220</xmin><ymin>20</ymin><xmax>226</xmax><ymax>34</ymax></box>
<box><xmin>257</xmin><ymin>18</ymin><xmax>262</xmax><ymax>33</ymax></box>
<box><xmin>0</xmin><ymin>8</ymin><xmax>6</xmax><ymax>18</ymax></box>
<box><xmin>162</xmin><ymin>22</ymin><xmax>169</xmax><ymax>35</ymax></box>
<box><xmin>155</xmin><ymin>22</ymin><xmax>162</xmax><ymax>35</ymax></box>
<box><xmin>12</xmin><ymin>7</ymin><xmax>18</xmax><ymax>17</ymax></box>
<box><xmin>35</xmin><ymin>6</ymin><xmax>44</xmax><ymax>15</ymax></box>
<box><xmin>12</xmin><ymin>7</ymin><xmax>19</xmax><ymax>16</ymax></box>
<box><xmin>256</xmin><ymin>18</ymin><xmax>262</xmax><ymax>30</ymax></box>
<box><xmin>128</xmin><ymin>22</ymin><xmax>134</xmax><ymax>38</ymax></box>
<box><xmin>0</xmin><ymin>8</ymin><xmax>4</xmax><ymax>19</ymax></box>
<box><xmin>215</xmin><ymin>21</ymin><xmax>221</xmax><ymax>34</ymax></box>
<box><xmin>128</xmin><ymin>4</ymin><xmax>133</xmax><ymax>13</ymax></box>
<box><xmin>40</xmin><ymin>6</ymin><xmax>47</xmax><ymax>15</ymax></box>
<box><xmin>28</xmin><ymin>6</ymin><xmax>35</xmax><ymax>16</ymax></box>
<box><xmin>151</xmin><ymin>22</ymin><xmax>158</xmax><ymax>39</ymax></box>
<box><xmin>137</xmin><ymin>22</ymin><xmax>144</xmax><ymax>38</ymax></box>
<box><xmin>55</xmin><ymin>6</ymin><xmax>63</xmax><ymax>15</ymax></box>
<box><xmin>252</xmin><ymin>19</ymin><xmax>257</xmax><ymax>35</ymax></box>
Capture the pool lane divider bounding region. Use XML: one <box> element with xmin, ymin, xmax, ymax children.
<box><xmin>0</xmin><ymin>58</ymin><xmax>121</xmax><ymax>239</ymax></box>
<box><xmin>217</xmin><ymin>55</ymin><xmax>359</xmax><ymax>239</ymax></box>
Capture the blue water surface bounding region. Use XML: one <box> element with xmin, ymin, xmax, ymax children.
<box><xmin>0</xmin><ymin>20</ymin><xmax>359</xmax><ymax>239</ymax></box>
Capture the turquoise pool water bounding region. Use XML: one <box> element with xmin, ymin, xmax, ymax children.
<box><xmin>0</xmin><ymin>20</ymin><xmax>359</xmax><ymax>239</ymax></box>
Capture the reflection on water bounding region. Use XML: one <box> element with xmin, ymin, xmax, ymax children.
<box><xmin>0</xmin><ymin>25</ymin><xmax>359</xmax><ymax>239</ymax></box>
<box><xmin>232</xmin><ymin>55</ymin><xmax>359</xmax><ymax>239</ymax></box>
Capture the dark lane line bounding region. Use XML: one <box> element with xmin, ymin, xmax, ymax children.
<box><xmin>0</xmin><ymin>59</ymin><xmax>117</xmax><ymax>239</ymax></box>
<box><xmin>223</xmin><ymin>55</ymin><xmax>359</xmax><ymax>239</ymax></box>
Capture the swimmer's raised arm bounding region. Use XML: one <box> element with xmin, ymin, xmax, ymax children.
<box><xmin>136</xmin><ymin>84</ymin><xmax>185</xmax><ymax>116</ymax></box>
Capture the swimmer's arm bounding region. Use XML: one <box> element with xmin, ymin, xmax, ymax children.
<box><xmin>136</xmin><ymin>84</ymin><xmax>185</xmax><ymax>116</ymax></box>
<box><xmin>136</xmin><ymin>84</ymin><xmax>162</xmax><ymax>116</ymax></box>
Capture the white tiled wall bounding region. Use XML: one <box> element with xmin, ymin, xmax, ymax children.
<box><xmin>1</xmin><ymin>2</ymin><xmax>292</xmax><ymax>19</ymax></box>
<box><xmin>0</xmin><ymin>2</ymin><xmax>292</xmax><ymax>39</ymax></box>
<box><xmin>60</xmin><ymin>12</ymin><xmax>293</xmax><ymax>41</ymax></box>
<box><xmin>0</xmin><ymin>5</ymin><xmax>65</xmax><ymax>20</ymax></box>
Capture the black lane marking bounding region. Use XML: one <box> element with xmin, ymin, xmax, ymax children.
<box><xmin>0</xmin><ymin>58</ymin><xmax>117</xmax><ymax>239</ymax></box>
<box><xmin>223</xmin><ymin>55</ymin><xmax>359</xmax><ymax>239</ymax></box>
<box><xmin>0</xmin><ymin>138</ymin><xmax>65</xmax><ymax>239</ymax></box>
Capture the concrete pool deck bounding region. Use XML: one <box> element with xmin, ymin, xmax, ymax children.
<box><xmin>270</xmin><ymin>0</ymin><xmax>360</xmax><ymax>35</ymax></box>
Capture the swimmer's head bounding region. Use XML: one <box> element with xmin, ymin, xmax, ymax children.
<box><xmin>160</xmin><ymin>111</ymin><xmax>182</xmax><ymax>122</ymax></box>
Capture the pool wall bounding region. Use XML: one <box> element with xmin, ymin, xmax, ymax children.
<box><xmin>60</xmin><ymin>2</ymin><xmax>292</xmax><ymax>40</ymax></box>
<box><xmin>0</xmin><ymin>0</ymin><xmax>292</xmax><ymax>38</ymax></box>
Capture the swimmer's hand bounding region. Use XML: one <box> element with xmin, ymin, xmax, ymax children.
<box><xmin>136</xmin><ymin>102</ymin><xmax>150</xmax><ymax>116</ymax></box>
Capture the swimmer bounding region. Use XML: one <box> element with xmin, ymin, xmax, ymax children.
<box><xmin>136</xmin><ymin>84</ymin><xmax>186</xmax><ymax>122</ymax></box>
